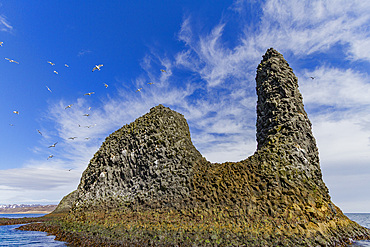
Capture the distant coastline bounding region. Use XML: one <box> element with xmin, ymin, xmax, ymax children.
<box><xmin>0</xmin><ymin>205</ymin><xmax>57</xmax><ymax>215</ymax></box>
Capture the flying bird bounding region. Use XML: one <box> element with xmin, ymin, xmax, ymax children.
<box><xmin>0</xmin><ymin>42</ymin><xmax>3</xmax><ymax>46</ymax></box>
<box><xmin>13</xmin><ymin>110</ymin><xmax>19</xmax><ymax>115</ymax></box>
<box><xmin>136</xmin><ymin>88</ymin><xmax>142</xmax><ymax>92</ymax></box>
<box><xmin>9</xmin><ymin>124</ymin><xmax>14</xmax><ymax>126</ymax></box>
<box><xmin>84</xmin><ymin>92</ymin><xmax>95</xmax><ymax>96</ymax></box>
<box><xmin>85</xmin><ymin>137</ymin><xmax>90</xmax><ymax>140</ymax></box>
<box><xmin>310</xmin><ymin>77</ymin><xmax>315</xmax><ymax>80</ymax></box>
<box><xmin>92</xmin><ymin>64</ymin><xmax>103</xmax><ymax>72</ymax></box>
<box><xmin>37</xmin><ymin>129</ymin><xmax>42</xmax><ymax>136</ymax></box>
<box><xmin>5</xmin><ymin>58</ymin><xmax>19</xmax><ymax>64</ymax></box>
<box><xmin>65</xmin><ymin>104</ymin><xmax>73</xmax><ymax>109</ymax></box>
<box><xmin>104</xmin><ymin>83</ymin><xmax>108</xmax><ymax>88</ymax></box>
<box><xmin>83</xmin><ymin>114</ymin><xmax>90</xmax><ymax>117</ymax></box>
<box><xmin>48</xmin><ymin>142</ymin><xmax>58</xmax><ymax>148</ymax></box>
<box><xmin>53</xmin><ymin>70</ymin><xmax>58</xmax><ymax>74</ymax></box>
<box><xmin>47</xmin><ymin>155</ymin><xmax>54</xmax><ymax>160</ymax></box>
<box><xmin>85</xmin><ymin>124</ymin><xmax>96</xmax><ymax>128</ymax></box>
<box><xmin>160</xmin><ymin>69</ymin><xmax>167</xmax><ymax>73</ymax></box>
<box><xmin>64</xmin><ymin>64</ymin><xmax>69</xmax><ymax>68</ymax></box>
<box><xmin>68</xmin><ymin>137</ymin><xmax>77</xmax><ymax>140</ymax></box>
<box><xmin>147</xmin><ymin>82</ymin><xmax>154</xmax><ymax>85</ymax></box>
<box><xmin>47</xmin><ymin>61</ymin><xmax>55</xmax><ymax>66</ymax></box>
<box><xmin>46</xmin><ymin>86</ymin><xmax>52</xmax><ymax>93</ymax></box>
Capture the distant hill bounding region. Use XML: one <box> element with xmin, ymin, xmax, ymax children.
<box><xmin>0</xmin><ymin>204</ymin><xmax>57</xmax><ymax>214</ymax></box>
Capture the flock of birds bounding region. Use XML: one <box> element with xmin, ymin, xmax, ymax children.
<box><xmin>3</xmin><ymin>41</ymin><xmax>167</xmax><ymax>161</ymax></box>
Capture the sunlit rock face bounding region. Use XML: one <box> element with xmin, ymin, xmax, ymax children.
<box><xmin>255</xmin><ymin>48</ymin><xmax>328</xmax><ymax>197</ymax></box>
<box><xmin>74</xmin><ymin>104</ymin><xmax>205</xmax><ymax>209</ymax></box>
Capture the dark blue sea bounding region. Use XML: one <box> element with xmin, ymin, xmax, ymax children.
<box><xmin>0</xmin><ymin>213</ymin><xmax>369</xmax><ymax>246</ymax></box>
<box><xmin>0</xmin><ymin>214</ymin><xmax>66</xmax><ymax>246</ymax></box>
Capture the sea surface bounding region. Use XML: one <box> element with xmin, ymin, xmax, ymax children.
<box><xmin>345</xmin><ymin>213</ymin><xmax>370</xmax><ymax>247</ymax></box>
<box><xmin>0</xmin><ymin>214</ymin><xmax>66</xmax><ymax>246</ymax></box>
<box><xmin>0</xmin><ymin>213</ymin><xmax>369</xmax><ymax>246</ymax></box>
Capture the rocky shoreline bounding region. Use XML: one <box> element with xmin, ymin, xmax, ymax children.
<box><xmin>9</xmin><ymin>210</ymin><xmax>370</xmax><ymax>247</ymax></box>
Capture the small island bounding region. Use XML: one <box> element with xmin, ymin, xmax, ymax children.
<box><xmin>8</xmin><ymin>48</ymin><xmax>370</xmax><ymax>246</ymax></box>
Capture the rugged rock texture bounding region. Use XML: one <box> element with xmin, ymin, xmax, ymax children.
<box><xmin>256</xmin><ymin>48</ymin><xmax>328</xmax><ymax>197</ymax></box>
<box><xmin>52</xmin><ymin>190</ymin><xmax>78</xmax><ymax>214</ymax></box>
<box><xmin>54</xmin><ymin>48</ymin><xmax>370</xmax><ymax>246</ymax></box>
<box><xmin>73</xmin><ymin>104</ymin><xmax>205</xmax><ymax>210</ymax></box>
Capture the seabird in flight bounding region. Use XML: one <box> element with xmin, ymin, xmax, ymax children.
<box><xmin>47</xmin><ymin>155</ymin><xmax>54</xmax><ymax>160</ymax></box>
<box><xmin>65</xmin><ymin>104</ymin><xmax>73</xmax><ymax>109</ymax></box>
<box><xmin>83</xmin><ymin>114</ymin><xmax>90</xmax><ymax>117</ymax></box>
<box><xmin>68</xmin><ymin>137</ymin><xmax>77</xmax><ymax>140</ymax></box>
<box><xmin>310</xmin><ymin>77</ymin><xmax>315</xmax><ymax>80</ymax></box>
<box><xmin>46</xmin><ymin>86</ymin><xmax>52</xmax><ymax>93</ymax></box>
<box><xmin>5</xmin><ymin>58</ymin><xmax>19</xmax><ymax>64</ymax></box>
<box><xmin>47</xmin><ymin>61</ymin><xmax>55</xmax><ymax>66</ymax></box>
<box><xmin>48</xmin><ymin>142</ymin><xmax>58</xmax><ymax>148</ymax></box>
<box><xmin>160</xmin><ymin>69</ymin><xmax>166</xmax><ymax>73</ymax></box>
<box><xmin>136</xmin><ymin>88</ymin><xmax>142</xmax><ymax>92</ymax></box>
<box><xmin>92</xmin><ymin>64</ymin><xmax>103</xmax><ymax>72</ymax></box>
<box><xmin>37</xmin><ymin>129</ymin><xmax>42</xmax><ymax>136</ymax></box>
<box><xmin>104</xmin><ymin>83</ymin><xmax>108</xmax><ymax>88</ymax></box>
<box><xmin>53</xmin><ymin>70</ymin><xmax>58</xmax><ymax>74</ymax></box>
<box><xmin>65</xmin><ymin>64</ymin><xmax>69</xmax><ymax>67</ymax></box>
<box><xmin>147</xmin><ymin>82</ymin><xmax>154</xmax><ymax>85</ymax></box>
<box><xmin>84</xmin><ymin>92</ymin><xmax>95</xmax><ymax>96</ymax></box>
<box><xmin>13</xmin><ymin>110</ymin><xmax>19</xmax><ymax>115</ymax></box>
<box><xmin>0</xmin><ymin>42</ymin><xmax>3</xmax><ymax>46</ymax></box>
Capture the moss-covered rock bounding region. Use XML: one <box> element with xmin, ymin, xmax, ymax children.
<box><xmin>53</xmin><ymin>48</ymin><xmax>370</xmax><ymax>246</ymax></box>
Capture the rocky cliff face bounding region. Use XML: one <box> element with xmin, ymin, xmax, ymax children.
<box><xmin>55</xmin><ymin>48</ymin><xmax>370</xmax><ymax>246</ymax></box>
<box><xmin>73</xmin><ymin>104</ymin><xmax>204</xmax><ymax>210</ymax></box>
<box><xmin>255</xmin><ymin>48</ymin><xmax>328</xmax><ymax>197</ymax></box>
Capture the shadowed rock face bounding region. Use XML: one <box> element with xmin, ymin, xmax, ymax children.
<box><xmin>73</xmin><ymin>104</ymin><xmax>205</xmax><ymax>210</ymax></box>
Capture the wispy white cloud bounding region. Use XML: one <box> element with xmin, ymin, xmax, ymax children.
<box><xmin>0</xmin><ymin>160</ymin><xmax>81</xmax><ymax>204</ymax></box>
<box><xmin>254</xmin><ymin>0</ymin><xmax>370</xmax><ymax>60</ymax></box>
<box><xmin>299</xmin><ymin>67</ymin><xmax>370</xmax><ymax>108</ymax></box>
<box><xmin>0</xmin><ymin>15</ymin><xmax>13</xmax><ymax>32</ymax></box>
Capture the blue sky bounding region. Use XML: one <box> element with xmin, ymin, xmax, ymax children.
<box><xmin>0</xmin><ymin>1</ymin><xmax>369</xmax><ymax>212</ymax></box>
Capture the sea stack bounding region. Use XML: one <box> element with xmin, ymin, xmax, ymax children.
<box><xmin>54</xmin><ymin>48</ymin><xmax>370</xmax><ymax>246</ymax></box>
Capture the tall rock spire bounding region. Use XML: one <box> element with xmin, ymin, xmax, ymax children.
<box><xmin>255</xmin><ymin>48</ymin><xmax>327</xmax><ymax>196</ymax></box>
<box><xmin>256</xmin><ymin>48</ymin><xmax>313</xmax><ymax>151</ymax></box>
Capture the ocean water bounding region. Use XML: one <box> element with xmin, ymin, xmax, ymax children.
<box><xmin>0</xmin><ymin>214</ymin><xmax>66</xmax><ymax>246</ymax></box>
<box><xmin>345</xmin><ymin>213</ymin><xmax>370</xmax><ymax>247</ymax></box>
<box><xmin>0</xmin><ymin>214</ymin><xmax>46</xmax><ymax>219</ymax></box>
